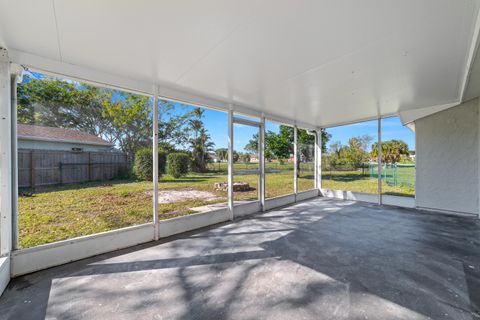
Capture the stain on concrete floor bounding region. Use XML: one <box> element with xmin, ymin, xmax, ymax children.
<box><xmin>0</xmin><ymin>198</ymin><xmax>479</xmax><ymax>320</ymax></box>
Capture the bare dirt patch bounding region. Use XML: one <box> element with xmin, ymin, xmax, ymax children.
<box><xmin>148</xmin><ymin>188</ymin><xmax>222</xmax><ymax>204</ymax></box>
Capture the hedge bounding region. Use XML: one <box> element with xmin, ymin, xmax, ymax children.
<box><xmin>133</xmin><ymin>148</ymin><xmax>167</xmax><ymax>181</ymax></box>
<box><xmin>167</xmin><ymin>153</ymin><xmax>190</xmax><ymax>178</ymax></box>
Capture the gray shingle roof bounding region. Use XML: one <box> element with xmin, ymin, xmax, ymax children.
<box><xmin>17</xmin><ymin>124</ymin><xmax>112</xmax><ymax>146</ymax></box>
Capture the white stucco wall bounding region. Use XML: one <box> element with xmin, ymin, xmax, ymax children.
<box><xmin>18</xmin><ymin>139</ymin><xmax>112</xmax><ymax>152</ymax></box>
<box><xmin>415</xmin><ymin>98</ymin><xmax>479</xmax><ymax>215</ymax></box>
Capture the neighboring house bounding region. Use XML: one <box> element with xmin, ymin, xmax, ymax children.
<box><xmin>250</xmin><ymin>154</ymin><xmax>259</xmax><ymax>163</ymax></box>
<box><xmin>207</xmin><ymin>152</ymin><xmax>220</xmax><ymax>163</ymax></box>
<box><xmin>409</xmin><ymin>151</ymin><xmax>416</xmax><ymax>162</ymax></box>
<box><xmin>17</xmin><ymin>124</ymin><xmax>114</xmax><ymax>152</ymax></box>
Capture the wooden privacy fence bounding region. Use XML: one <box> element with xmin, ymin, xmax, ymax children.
<box><xmin>18</xmin><ymin>149</ymin><xmax>129</xmax><ymax>188</ymax></box>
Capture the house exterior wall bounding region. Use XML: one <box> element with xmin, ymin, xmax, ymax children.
<box><xmin>415</xmin><ymin>98</ymin><xmax>479</xmax><ymax>215</ymax></box>
<box><xmin>18</xmin><ymin>139</ymin><xmax>112</xmax><ymax>152</ymax></box>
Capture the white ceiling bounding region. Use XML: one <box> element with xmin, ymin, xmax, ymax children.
<box><xmin>1</xmin><ymin>0</ymin><xmax>480</xmax><ymax>128</ymax></box>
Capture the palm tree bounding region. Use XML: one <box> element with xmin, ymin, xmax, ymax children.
<box><xmin>371</xmin><ymin>140</ymin><xmax>409</xmax><ymax>163</ymax></box>
<box><xmin>188</xmin><ymin>108</ymin><xmax>215</xmax><ymax>172</ymax></box>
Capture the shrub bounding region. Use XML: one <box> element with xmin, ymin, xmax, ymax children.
<box><xmin>133</xmin><ymin>148</ymin><xmax>167</xmax><ymax>181</ymax></box>
<box><xmin>167</xmin><ymin>153</ymin><xmax>190</xmax><ymax>178</ymax></box>
<box><xmin>158</xmin><ymin>151</ymin><xmax>167</xmax><ymax>174</ymax></box>
<box><xmin>117</xmin><ymin>166</ymin><xmax>133</xmax><ymax>180</ymax></box>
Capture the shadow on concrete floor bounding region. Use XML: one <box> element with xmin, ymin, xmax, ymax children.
<box><xmin>1</xmin><ymin>198</ymin><xmax>479</xmax><ymax>320</ymax></box>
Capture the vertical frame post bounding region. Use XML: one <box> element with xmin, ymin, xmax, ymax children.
<box><xmin>228</xmin><ymin>107</ymin><xmax>234</xmax><ymax>220</ymax></box>
<box><xmin>152</xmin><ymin>86</ymin><xmax>159</xmax><ymax>240</ymax></box>
<box><xmin>377</xmin><ymin>118</ymin><xmax>382</xmax><ymax>205</ymax></box>
<box><xmin>0</xmin><ymin>48</ymin><xmax>12</xmax><ymax>256</ymax></box>
<box><xmin>259</xmin><ymin>115</ymin><xmax>265</xmax><ymax>210</ymax></box>
<box><xmin>293</xmin><ymin>125</ymin><xmax>298</xmax><ymax>199</ymax></box>
<box><xmin>11</xmin><ymin>73</ymin><xmax>18</xmax><ymax>250</ymax></box>
<box><xmin>315</xmin><ymin>129</ymin><xmax>322</xmax><ymax>193</ymax></box>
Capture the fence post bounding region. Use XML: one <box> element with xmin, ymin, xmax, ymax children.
<box><xmin>384</xmin><ymin>163</ymin><xmax>387</xmax><ymax>181</ymax></box>
<box><xmin>394</xmin><ymin>164</ymin><xmax>397</xmax><ymax>186</ymax></box>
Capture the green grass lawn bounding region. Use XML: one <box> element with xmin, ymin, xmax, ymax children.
<box><xmin>18</xmin><ymin>163</ymin><xmax>413</xmax><ymax>248</ymax></box>
<box><xmin>18</xmin><ymin>166</ymin><xmax>315</xmax><ymax>248</ymax></box>
<box><xmin>321</xmin><ymin>169</ymin><xmax>415</xmax><ymax>197</ymax></box>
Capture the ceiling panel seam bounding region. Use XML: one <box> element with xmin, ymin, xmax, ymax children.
<box><xmin>51</xmin><ymin>0</ymin><xmax>63</xmax><ymax>62</ymax></box>
<box><xmin>285</xmin><ymin>32</ymin><xmax>395</xmax><ymax>83</ymax></box>
<box><xmin>247</xmin><ymin>31</ymin><xmax>397</xmax><ymax>106</ymax></box>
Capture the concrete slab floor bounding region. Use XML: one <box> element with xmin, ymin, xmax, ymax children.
<box><xmin>1</xmin><ymin>198</ymin><xmax>479</xmax><ymax>320</ymax></box>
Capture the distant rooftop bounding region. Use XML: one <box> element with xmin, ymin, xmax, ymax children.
<box><xmin>17</xmin><ymin>124</ymin><xmax>112</xmax><ymax>146</ymax></box>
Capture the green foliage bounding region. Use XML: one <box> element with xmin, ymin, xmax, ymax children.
<box><xmin>240</xmin><ymin>153</ymin><xmax>251</xmax><ymax>163</ymax></box>
<box><xmin>371</xmin><ymin>140</ymin><xmax>409</xmax><ymax>164</ymax></box>
<box><xmin>157</xmin><ymin>99</ymin><xmax>197</xmax><ymax>147</ymax></box>
<box><xmin>17</xmin><ymin>76</ymin><xmax>210</xmax><ymax>165</ymax></box>
<box><xmin>104</xmin><ymin>92</ymin><xmax>153</xmax><ymax>161</ymax></box>
<box><xmin>189</xmin><ymin>108</ymin><xmax>215</xmax><ymax>172</ymax></box>
<box><xmin>117</xmin><ymin>166</ymin><xmax>133</xmax><ymax>180</ymax></box>
<box><xmin>18</xmin><ymin>75</ymin><xmax>153</xmax><ymax>162</ymax></box>
<box><xmin>215</xmin><ymin>148</ymin><xmax>228</xmax><ymax>161</ymax></box>
<box><xmin>246</xmin><ymin>126</ymin><xmax>329</xmax><ymax>161</ymax></box>
<box><xmin>232</xmin><ymin>151</ymin><xmax>240</xmax><ymax>163</ymax></box>
<box><xmin>167</xmin><ymin>153</ymin><xmax>190</xmax><ymax>178</ymax></box>
<box><xmin>133</xmin><ymin>148</ymin><xmax>166</xmax><ymax>181</ymax></box>
<box><xmin>326</xmin><ymin>135</ymin><xmax>373</xmax><ymax>168</ymax></box>
<box><xmin>398</xmin><ymin>154</ymin><xmax>414</xmax><ymax>164</ymax></box>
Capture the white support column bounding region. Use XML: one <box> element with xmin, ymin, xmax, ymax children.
<box><xmin>377</xmin><ymin>118</ymin><xmax>382</xmax><ymax>205</ymax></box>
<box><xmin>0</xmin><ymin>48</ymin><xmax>12</xmax><ymax>256</ymax></box>
<box><xmin>152</xmin><ymin>86</ymin><xmax>159</xmax><ymax>240</ymax></box>
<box><xmin>228</xmin><ymin>107</ymin><xmax>234</xmax><ymax>220</ymax></box>
<box><xmin>315</xmin><ymin>129</ymin><xmax>322</xmax><ymax>192</ymax></box>
<box><xmin>11</xmin><ymin>72</ymin><xmax>19</xmax><ymax>250</ymax></box>
<box><xmin>293</xmin><ymin>125</ymin><xmax>298</xmax><ymax>198</ymax></box>
<box><xmin>259</xmin><ymin>115</ymin><xmax>265</xmax><ymax>210</ymax></box>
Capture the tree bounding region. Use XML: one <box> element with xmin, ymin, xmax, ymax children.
<box><xmin>17</xmin><ymin>75</ymin><xmax>201</xmax><ymax>164</ymax></box>
<box><xmin>17</xmin><ymin>75</ymin><xmax>115</xmax><ymax>139</ymax></box>
<box><xmin>265</xmin><ymin>126</ymin><xmax>293</xmax><ymax>160</ymax></box>
<box><xmin>18</xmin><ymin>75</ymin><xmax>153</xmax><ymax>161</ymax></box>
<box><xmin>157</xmin><ymin>100</ymin><xmax>196</xmax><ymax>149</ymax></box>
<box><xmin>103</xmin><ymin>92</ymin><xmax>153</xmax><ymax>161</ymax></box>
<box><xmin>371</xmin><ymin>140</ymin><xmax>409</xmax><ymax>163</ymax></box>
<box><xmin>326</xmin><ymin>135</ymin><xmax>372</xmax><ymax>168</ymax></box>
<box><xmin>245</xmin><ymin>126</ymin><xmax>330</xmax><ymax>161</ymax></box>
<box><xmin>297</xmin><ymin>128</ymin><xmax>315</xmax><ymax>162</ymax></box>
<box><xmin>232</xmin><ymin>151</ymin><xmax>240</xmax><ymax>163</ymax></box>
<box><xmin>342</xmin><ymin>136</ymin><xmax>371</xmax><ymax>167</ymax></box>
<box><xmin>215</xmin><ymin>148</ymin><xmax>228</xmax><ymax>161</ymax></box>
<box><xmin>239</xmin><ymin>153</ymin><xmax>251</xmax><ymax>163</ymax></box>
<box><xmin>188</xmin><ymin>108</ymin><xmax>215</xmax><ymax>172</ymax></box>
<box><xmin>244</xmin><ymin>135</ymin><xmax>259</xmax><ymax>155</ymax></box>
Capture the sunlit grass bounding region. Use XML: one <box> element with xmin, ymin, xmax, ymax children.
<box><xmin>18</xmin><ymin>167</ymin><xmax>314</xmax><ymax>248</ymax></box>
<box><xmin>19</xmin><ymin>164</ymin><xmax>413</xmax><ymax>248</ymax></box>
<box><xmin>321</xmin><ymin>170</ymin><xmax>415</xmax><ymax>197</ymax></box>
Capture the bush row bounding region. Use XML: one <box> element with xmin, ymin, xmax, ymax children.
<box><xmin>166</xmin><ymin>153</ymin><xmax>190</xmax><ymax>178</ymax></box>
<box><xmin>133</xmin><ymin>148</ymin><xmax>190</xmax><ymax>180</ymax></box>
